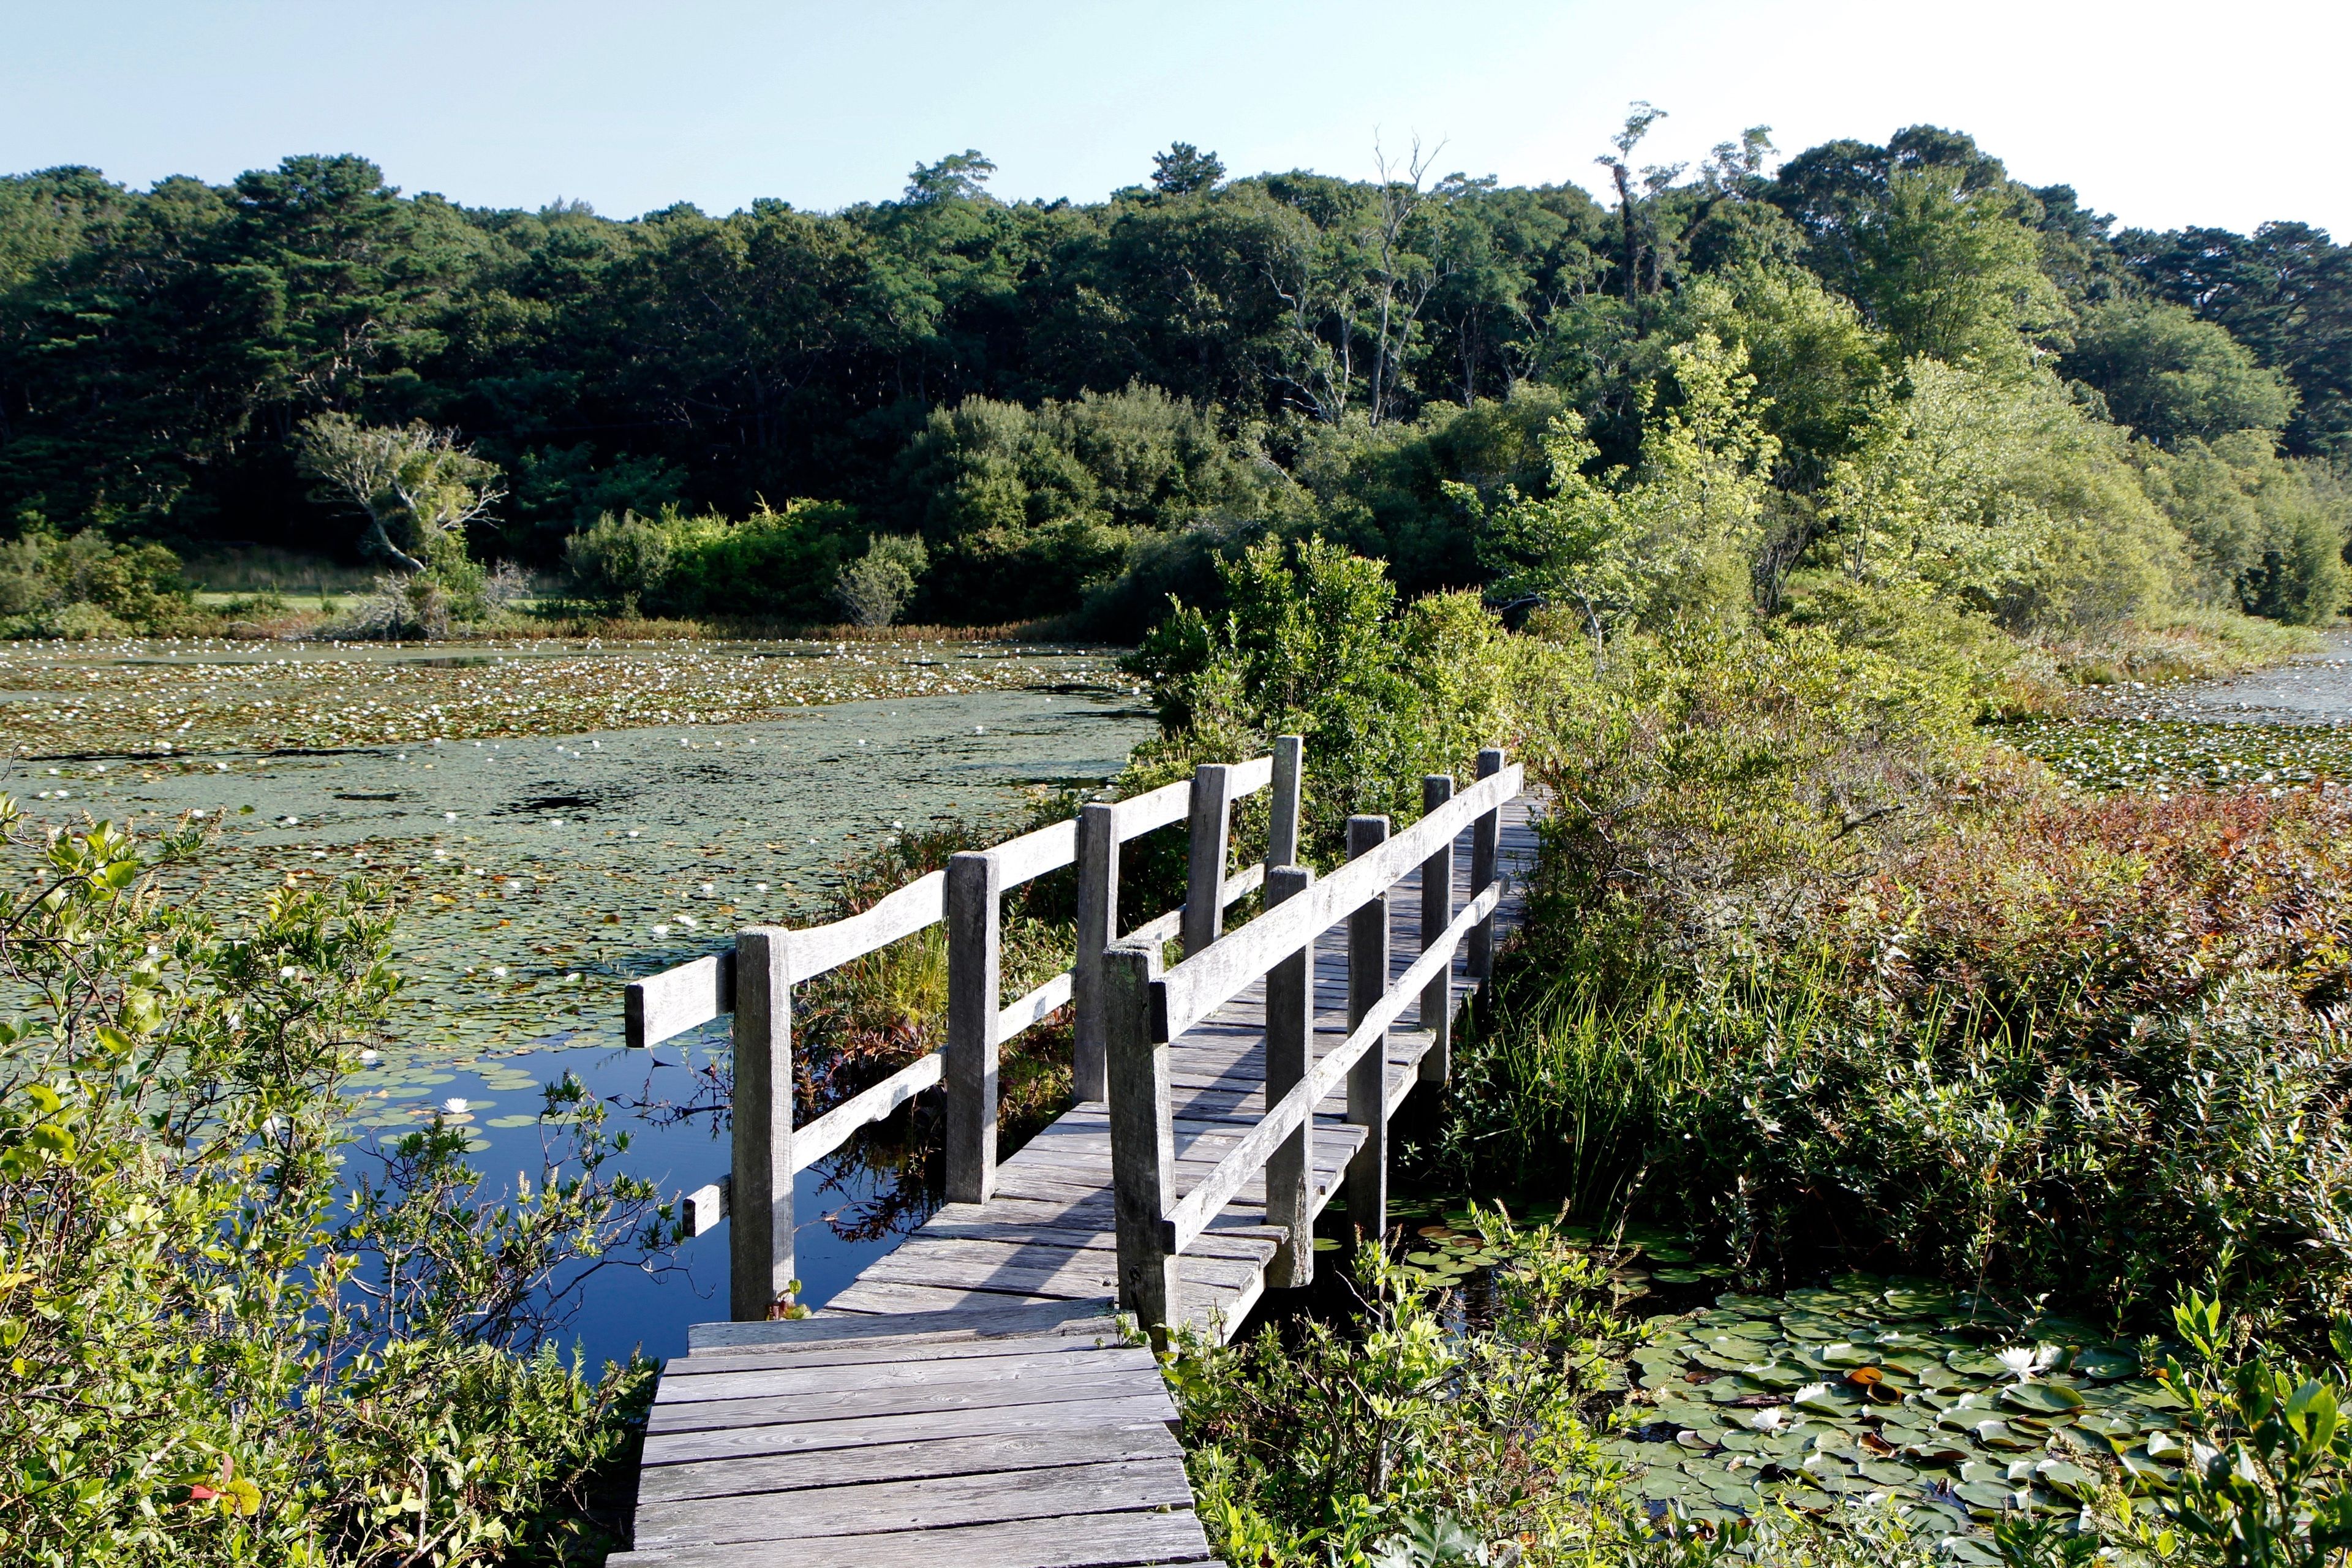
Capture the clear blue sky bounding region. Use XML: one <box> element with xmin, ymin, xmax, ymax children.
<box><xmin>2</xmin><ymin>0</ymin><xmax>2342</xmax><ymax>237</ymax></box>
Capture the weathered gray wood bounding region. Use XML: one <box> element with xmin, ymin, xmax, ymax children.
<box><xmin>682</xmin><ymin>1178</ymin><xmax>727</xmax><ymax>1237</ymax></box>
<box><xmin>1470</xmin><ymin>747</ymin><xmax>1505</xmax><ymax>979</ymax></box>
<box><xmin>1419</xmin><ymin>773</ymin><xmax>1455</xmax><ymax>1084</ymax></box>
<box><xmin>1180</xmin><ymin>763</ymin><xmax>1234</xmax><ymax>958</ymax></box>
<box><xmin>646</xmin><ymin>1360</ymin><xmax>1159</xmax><ymax>1435</ymax></box>
<box><xmin>1262</xmin><ymin>863</ymin><xmax>1314</xmax><ymax>1289</ymax></box>
<box><xmin>1346</xmin><ymin>816</ymin><xmax>1389</xmax><ymax>1248</ymax></box>
<box><xmin>687</xmin><ymin>1297</ymin><xmax>1112</xmax><ymax>1354</ymax></box>
<box><xmin>657</xmin><ymin>1344</ymin><xmax>1160</xmax><ymax>1406</ymax></box>
<box><xmin>1153</xmin><ymin>763</ymin><xmax>1523</xmax><ymax>1038</ymax></box>
<box><xmin>791</xmin><ymin>1050</ymin><xmax>943</xmax><ymax>1172</ymax></box>
<box><xmin>611</xmin><ymin>1507</ymin><xmax>1215</xmax><ymax>1568</ymax></box>
<box><xmin>628</xmin><ymin>949</ymin><xmax>734</xmax><ymax>1049</ymax></box>
<box><xmin>945</xmin><ymin>851</ymin><xmax>1001</xmax><ymax>1204</ymax></box>
<box><xmin>1104</xmin><ymin>775</ymin><xmax>1193</xmax><ymax>839</ymax></box>
<box><xmin>990</xmin><ymin>816</ymin><xmax>1077</xmax><ymax>889</ymax></box>
<box><xmin>1102</xmin><ymin>941</ymin><xmax>1178</xmax><ymax>1333</ymax></box>
<box><xmin>668</xmin><ymin>1332</ymin><xmax>1122</xmax><ymax>1380</ymax></box>
<box><xmin>1268</xmin><ymin>734</ymin><xmax>1303</xmax><ymax>870</ymax></box>
<box><xmin>638</xmin><ymin>1390</ymin><xmax>1177</xmax><ymax>1468</ymax></box>
<box><xmin>998</xmin><ymin>970</ymin><xmax>1073</xmax><ymax>1042</ymax></box>
<box><xmin>782</xmin><ymin>870</ymin><xmax>945</xmax><ymax>984</ymax></box>
<box><xmin>1072</xmin><ymin>802</ymin><xmax>1117</xmax><ymax>1102</ymax></box>
<box><xmin>1224</xmin><ymin>753</ymin><xmax>1275</xmax><ymax>799</ymax></box>
<box><xmin>630</xmin><ymin>1457</ymin><xmax>1197</xmax><ymax>1547</ymax></box>
<box><xmin>731</xmin><ymin>928</ymin><xmax>793</xmax><ymax>1322</ymax></box>
<box><xmin>636</xmin><ymin>1424</ymin><xmax>1183</xmax><ymax>1504</ymax></box>
<box><xmin>625</xmin><ymin>785</ymin><xmax>1543</xmax><ymax>1561</ymax></box>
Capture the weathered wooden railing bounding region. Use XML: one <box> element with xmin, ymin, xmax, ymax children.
<box><xmin>624</xmin><ymin>741</ymin><xmax>1303</xmax><ymax>1321</ymax></box>
<box><xmin>1100</xmin><ymin>747</ymin><xmax>1521</xmax><ymax>1333</ymax></box>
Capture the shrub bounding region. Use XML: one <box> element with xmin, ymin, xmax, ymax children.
<box><xmin>560</xmin><ymin>500</ymin><xmax>861</xmax><ymax>623</ymax></box>
<box><xmin>1453</xmin><ymin>731</ymin><xmax>2352</xmax><ymax>1348</ymax></box>
<box><xmin>1123</xmin><ymin>537</ymin><xmax>1562</xmax><ymax>859</ymax></box>
<box><xmin>832</xmin><ymin>533</ymin><xmax>929</xmax><ymax>628</ymax></box>
<box><xmin>0</xmin><ymin>803</ymin><xmax>670</xmax><ymax>1564</ymax></box>
<box><xmin>0</xmin><ymin>527</ymin><xmax>194</xmax><ymax>636</ymax></box>
<box><xmin>1169</xmin><ymin>1213</ymin><xmax>1640</xmax><ymax>1566</ymax></box>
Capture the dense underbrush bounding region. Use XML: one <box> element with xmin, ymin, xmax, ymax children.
<box><xmin>0</xmin><ymin>807</ymin><xmax>670</xmax><ymax>1564</ymax></box>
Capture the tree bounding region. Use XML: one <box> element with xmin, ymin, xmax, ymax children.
<box><xmin>295</xmin><ymin>413</ymin><xmax>502</xmax><ymax>577</ymax></box>
<box><xmin>904</xmin><ymin>150</ymin><xmax>998</xmax><ymax>205</ymax></box>
<box><xmin>833</xmin><ymin>532</ymin><xmax>929</xmax><ymax>627</ymax></box>
<box><xmin>2065</xmin><ymin>298</ymin><xmax>2297</xmax><ymax>447</ymax></box>
<box><xmin>1593</xmin><ymin>102</ymin><xmax>1681</xmax><ymax>309</ymax></box>
<box><xmin>1472</xmin><ymin>330</ymin><xmax>1778</xmax><ymax>637</ymax></box>
<box><xmin>1150</xmin><ymin>143</ymin><xmax>1225</xmax><ymax>197</ymax></box>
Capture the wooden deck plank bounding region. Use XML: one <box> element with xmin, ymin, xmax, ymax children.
<box><xmin>610</xmin><ymin>1508</ymin><xmax>1216</xmax><ymax>1567</ymax></box>
<box><xmin>631</xmin><ymin>1457</ymin><xmax>1198</xmax><ymax>1547</ymax></box>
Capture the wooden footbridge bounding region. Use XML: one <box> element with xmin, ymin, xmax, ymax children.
<box><xmin>611</xmin><ymin>739</ymin><xmax>1535</xmax><ymax>1567</ymax></box>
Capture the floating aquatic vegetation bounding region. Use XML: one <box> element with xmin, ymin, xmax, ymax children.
<box><xmin>1998</xmin><ymin>714</ymin><xmax>2352</xmax><ymax>794</ymax></box>
<box><xmin>0</xmin><ymin>638</ymin><xmax>1118</xmax><ymax>755</ymax></box>
<box><xmin>1610</xmin><ymin>1272</ymin><xmax>2177</xmax><ymax>1545</ymax></box>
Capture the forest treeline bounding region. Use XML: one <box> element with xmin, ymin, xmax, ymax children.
<box><xmin>1</xmin><ymin>119</ymin><xmax>2348</xmax><ymax>635</ymax></box>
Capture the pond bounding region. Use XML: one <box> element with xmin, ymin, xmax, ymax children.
<box><xmin>2</xmin><ymin>635</ymin><xmax>1156</xmax><ymax>1368</ymax></box>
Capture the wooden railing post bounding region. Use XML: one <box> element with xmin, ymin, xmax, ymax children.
<box><xmin>1072</xmin><ymin>802</ymin><xmax>1118</xmax><ymax>1103</ymax></box>
<box><xmin>1469</xmin><ymin>747</ymin><xmax>1506</xmax><ymax>980</ymax></box>
<box><xmin>1419</xmin><ymin>774</ymin><xmax>1456</xmax><ymax>1084</ymax></box>
<box><xmin>1345</xmin><ymin>815</ymin><xmax>1390</xmax><ymax>1248</ymax></box>
<box><xmin>1104</xmin><ymin>940</ymin><xmax>1178</xmax><ymax>1337</ymax></box>
<box><xmin>1267</xmin><ymin>735</ymin><xmax>1304</xmax><ymax>870</ymax></box>
<box><xmin>1182</xmin><ymin>763</ymin><xmax>1235</xmax><ymax>958</ymax></box>
<box><xmin>945</xmin><ymin>850</ymin><xmax>1001</xmax><ymax>1204</ymax></box>
<box><xmin>1263</xmin><ymin>864</ymin><xmax>1316</xmax><ymax>1289</ymax></box>
<box><xmin>731</xmin><ymin>927</ymin><xmax>793</xmax><ymax>1321</ymax></box>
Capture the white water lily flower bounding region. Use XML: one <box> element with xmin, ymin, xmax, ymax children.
<box><xmin>359</xmin><ymin>1049</ymin><xmax>380</xmax><ymax>1065</ymax></box>
<box><xmin>1996</xmin><ymin>1344</ymin><xmax>2057</xmax><ymax>1381</ymax></box>
<box><xmin>443</xmin><ymin>812</ymin><xmax>458</xmax><ymax>821</ymax></box>
<box><xmin>754</xmin><ymin>883</ymin><xmax>769</xmax><ymax>893</ymax></box>
<box><xmin>1748</xmin><ymin>1407</ymin><xmax>1791</xmax><ymax>1433</ymax></box>
<box><xmin>699</xmin><ymin>883</ymin><xmax>714</xmax><ymax>895</ymax></box>
<box><xmin>442</xmin><ymin>1097</ymin><xmax>469</xmax><ymax>1114</ymax></box>
<box><xmin>651</xmin><ymin>925</ymin><xmax>670</xmax><ymax>937</ymax></box>
<box><xmin>491</xmin><ymin>965</ymin><xmax>508</xmax><ymax>979</ymax></box>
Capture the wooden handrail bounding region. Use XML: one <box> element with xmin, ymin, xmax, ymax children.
<box><xmin>1106</xmin><ymin>742</ymin><xmax>1520</xmax><ymax>1336</ymax></box>
<box><xmin>1149</xmin><ymin>762</ymin><xmax>1523</xmax><ymax>1041</ymax></box>
<box><xmin>1158</xmin><ymin>880</ymin><xmax>1502</xmax><ymax>1253</ymax></box>
<box><xmin>620</xmin><ymin>744</ymin><xmax>1300</xmax><ymax>1321</ymax></box>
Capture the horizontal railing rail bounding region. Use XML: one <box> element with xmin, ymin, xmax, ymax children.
<box><xmin>622</xmin><ymin>741</ymin><xmax>1301</xmax><ymax>1321</ymax></box>
<box><xmin>1103</xmin><ymin>747</ymin><xmax>1519</xmax><ymax>1336</ymax></box>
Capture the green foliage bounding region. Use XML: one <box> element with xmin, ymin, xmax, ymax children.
<box><xmin>1451</xmin><ymin>617</ymin><xmax>2352</xmax><ymax>1349</ymax></box>
<box><xmin>560</xmin><ymin>499</ymin><xmax>862</xmax><ymax>623</ymax></box>
<box><xmin>2</xmin><ymin>135</ymin><xmax>2346</xmax><ymax>635</ymax></box>
<box><xmin>832</xmin><ymin>531</ymin><xmax>929</xmax><ymax>628</ymax></box>
<box><xmin>1169</xmin><ymin>1212</ymin><xmax>1640</xmax><ymax>1566</ymax></box>
<box><xmin>1123</xmin><ymin>538</ymin><xmax>1547</xmax><ymax>856</ymax></box>
<box><xmin>0</xmin><ymin>805</ymin><xmax>667</xmax><ymax>1563</ymax></box>
<box><xmin>0</xmin><ymin>525</ymin><xmax>194</xmax><ymax>636</ymax></box>
<box><xmin>892</xmin><ymin>383</ymin><xmax>1298</xmax><ymax>621</ymax></box>
<box><xmin>2066</xmin><ymin>300</ymin><xmax>2299</xmax><ymax>448</ymax></box>
<box><xmin>1474</xmin><ymin>333</ymin><xmax>1780</xmax><ymax>635</ymax></box>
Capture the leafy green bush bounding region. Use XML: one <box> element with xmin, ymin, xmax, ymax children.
<box><xmin>1123</xmin><ymin>536</ymin><xmax>1563</xmax><ymax>859</ymax></box>
<box><xmin>1450</xmin><ymin>649</ymin><xmax>2352</xmax><ymax>1347</ymax></box>
<box><xmin>561</xmin><ymin>499</ymin><xmax>862</xmax><ymax>622</ymax></box>
<box><xmin>0</xmin><ymin>804</ymin><xmax>669</xmax><ymax>1564</ymax></box>
<box><xmin>0</xmin><ymin>527</ymin><xmax>194</xmax><ymax>637</ymax></box>
<box><xmin>1169</xmin><ymin>1212</ymin><xmax>1641</xmax><ymax>1565</ymax></box>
